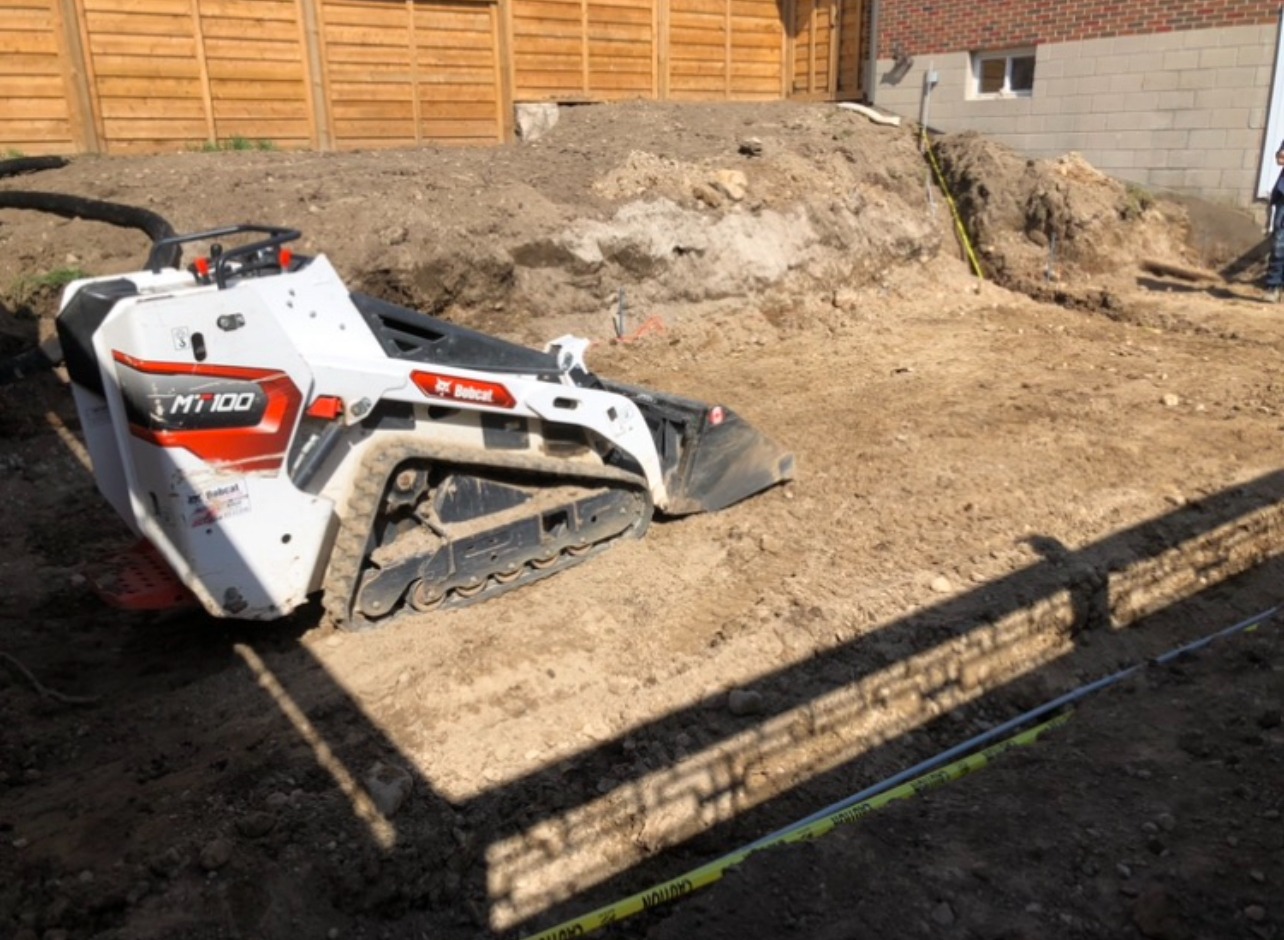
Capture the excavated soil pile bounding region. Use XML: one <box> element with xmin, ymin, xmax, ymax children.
<box><xmin>1</xmin><ymin>101</ymin><xmax>1281</xmax><ymax>940</ymax></box>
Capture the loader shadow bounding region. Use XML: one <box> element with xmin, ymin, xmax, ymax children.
<box><xmin>7</xmin><ymin>356</ymin><xmax>1284</xmax><ymax>939</ymax></box>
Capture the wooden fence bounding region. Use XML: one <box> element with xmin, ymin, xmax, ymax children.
<box><xmin>0</xmin><ymin>0</ymin><xmax>863</xmax><ymax>156</ymax></box>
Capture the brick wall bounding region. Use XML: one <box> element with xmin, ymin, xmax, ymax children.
<box><xmin>879</xmin><ymin>0</ymin><xmax>1278</xmax><ymax>59</ymax></box>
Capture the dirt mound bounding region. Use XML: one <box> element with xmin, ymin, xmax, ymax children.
<box><xmin>933</xmin><ymin>132</ymin><xmax>1197</xmax><ymax>298</ymax></box>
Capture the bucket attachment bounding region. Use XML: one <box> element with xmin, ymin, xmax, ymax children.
<box><xmin>601</xmin><ymin>380</ymin><xmax>795</xmax><ymax>515</ymax></box>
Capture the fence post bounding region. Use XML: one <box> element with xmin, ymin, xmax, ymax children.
<box><xmin>496</xmin><ymin>0</ymin><xmax>516</xmax><ymax>142</ymax></box>
<box><xmin>297</xmin><ymin>0</ymin><xmax>333</xmax><ymax>150</ymax></box>
<box><xmin>187</xmin><ymin>0</ymin><xmax>217</xmax><ymax>144</ymax></box>
<box><xmin>656</xmin><ymin>0</ymin><xmax>669</xmax><ymax>100</ymax></box>
<box><xmin>53</xmin><ymin>0</ymin><xmax>99</xmax><ymax>153</ymax></box>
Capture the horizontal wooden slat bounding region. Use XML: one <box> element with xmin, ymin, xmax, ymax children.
<box><xmin>415</xmin><ymin>48</ymin><xmax>494</xmax><ymax>67</ymax></box>
<box><xmin>89</xmin><ymin>34</ymin><xmax>197</xmax><ymax>56</ymax></box>
<box><xmin>82</xmin><ymin>0</ymin><xmax>190</xmax><ymax>14</ymax></box>
<box><xmin>83</xmin><ymin>11</ymin><xmax>195</xmax><ymax>35</ymax></box>
<box><xmin>198</xmin><ymin>0</ymin><xmax>298</xmax><ymax>21</ymax></box>
<box><xmin>209</xmin><ymin>97</ymin><xmax>309</xmax><ymax>118</ymax></box>
<box><xmin>419</xmin><ymin>82</ymin><xmax>497</xmax><ymax>101</ymax></box>
<box><xmin>0</xmin><ymin>74</ymin><xmax>65</xmax><ymax>97</ymax></box>
<box><xmin>0</xmin><ymin>96</ymin><xmax>69</xmax><ymax>119</ymax></box>
<box><xmin>101</xmin><ymin>116</ymin><xmax>210</xmax><ymax>139</ymax></box>
<box><xmin>211</xmin><ymin>118</ymin><xmax>311</xmax><ymax>138</ymax></box>
<box><xmin>89</xmin><ymin>55</ymin><xmax>203</xmax><ymax>79</ymax></box>
<box><xmin>511</xmin><ymin>0</ymin><xmax>582</xmax><ymax>21</ymax></box>
<box><xmin>208</xmin><ymin>78</ymin><xmax>307</xmax><ymax>100</ymax></box>
<box><xmin>331</xmin><ymin>100</ymin><xmax>415</xmax><ymax>120</ymax></box>
<box><xmin>205</xmin><ymin>59</ymin><xmax>310</xmax><ymax>81</ymax></box>
<box><xmin>0</xmin><ymin>31</ymin><xmax>57</xmax><ymax>53</ymax></box>
<box><xmin>199</xmin><ymin>19</ymin><xmax>302</xmax><ymax>41</ymax></box>
<box><xmin>0</xmin><ymin>52</ymin><xmax>61</xmax><ymax>76</ymax></box>
<box><xmin>0</xmin><ymin>7</ymin><xmax>55</xmax><ymax>31</ymax></box>
<box><xmin>98</xmin><ymin>96</ymin><xmax>207</xmax><ymax>118</ymax></box>
<box><xmin>202</xmin><ymin>38</ymin><xmax>305</xmax><ymax>61</ymax></box>
<box><xmin>0</xmin><ymin>119</ymin><xmax>75</xmax><ymax>140</ymax></box>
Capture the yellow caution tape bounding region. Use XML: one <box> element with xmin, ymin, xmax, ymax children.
<box><xmin>923</xmin><ymin>136</ymin><xmax>986</xmax><ymax>281</ymax></box>
<box><xmin>523</xmin><ymin>710</ymin><xmax>1072</xmax><ymax>940</ymax></box>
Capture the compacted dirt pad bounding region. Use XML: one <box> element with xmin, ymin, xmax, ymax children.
<box><xmin>1</xmin><ymin>101</ymin><xmax>1282</xmax><ymax>940</ymax></box>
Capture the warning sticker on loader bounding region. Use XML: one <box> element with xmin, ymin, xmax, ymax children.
<box><xmin>186</xmin><ymin>475</ymin><xmax>251</xmax><ymax>527</ymax></box>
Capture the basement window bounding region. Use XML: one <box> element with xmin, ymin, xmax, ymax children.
<box><xmin>971</xmin><ymin>49</ymin><xmax>1035</xmax><ymax>98</ymax></box>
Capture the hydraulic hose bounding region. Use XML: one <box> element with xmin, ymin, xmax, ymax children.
<box><xmin>0</xmin><ymin>156</ymin><xmax>179</xmax><ymax>386</ymax></box>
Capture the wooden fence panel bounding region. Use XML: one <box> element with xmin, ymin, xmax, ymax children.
<box><xmin>0</xmin><ymin>0</ymin><xmax>860</xmax><ymax>155</ymax></box>
<box><xmin>412</xmin><ymin>2</ymin><xmax>503</xmax><ymax>144</ymax></box>
<box><xmin>668</xmin><ymin>0</ymin><xmax>782</xmax><ymax>101</ymax></box>
<box><xmin>320</xmin><ymin>0</ymin><xmax>502</xmax><ymax>149</ymax></box>
<box><xmin>78</xmin><ymin>0</ymin><xmax>208</xmax><ymax>152</ymax></box>
<box><xmin>0</xmin><ymin>0</ymin><xmax>79</xmax><ymax>153</ymax></box>
<box><xmin>834</xmin><ymin>0</ymin><xmax>861</xmax><ymax>98</ymax></box>
<box><xmin>512</xmin><ymin>0</ymin><xmax>654</xmax><ymax>101</ymax></box>
<box><xmin>790</xmin><ymin>0</ymin><xmax>835</xmax><ymax>98</ymax></box>
<box><xmin>727</xmin><ymin>0</ymin><xmax>782</xmax><ymax>100</ymax></box>
<box><xmin>197</xmin><ymin>0</ymin><xmax>313</xmax><ymax>146</ymax></box>
<box><xmin>511</xmin><ymin>0</ymin><xmax>588</xmax><ymax>99</ymax></box>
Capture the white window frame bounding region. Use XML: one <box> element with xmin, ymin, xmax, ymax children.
<box><xmin>970</xmin><ymin>48</ymin><xmax>1036</xmax><ymax>99</ymax></box>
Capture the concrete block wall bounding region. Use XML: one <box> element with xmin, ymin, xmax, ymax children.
<box><xmin>872</xmin><ymin>23</ymin><xmax>1277</xmax><ymax>207</ymax></box>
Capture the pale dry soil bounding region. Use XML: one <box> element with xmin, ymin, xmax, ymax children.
<box><xmin>0</xmin><ymin>101</ymin><xmax>1281</xmax><ymax>940</ymax></box>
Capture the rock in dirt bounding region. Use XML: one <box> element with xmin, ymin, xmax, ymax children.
<box><xmin>365</xmin><ymin>760</ymin><xmax>413</xmax><ymax>818</ymax></box>
<box><xmin>515</xmin><ymin>103</ymin><xmax>559</xmax><ymax>142</ymax></box>
<box><xmin>1132</xmin><ymin>884</ymin><xmax>1183</xmax><ymax>939</ymax></box>
<box><xmin>235</xmin><ymin>811</ymin><xmax>277</xmax><ymax>839</ymax></box>
<box><xmin>712</xmin><ymin>169</ymin><xmax>748</xmax><ymax>202</ymax></box>
<box><xmin>199</xmin><ymin>838</ymin><xmax>233</xmax><ymax>872</ymax></box>
<box><xmin>692</xmin><ymin>182</ymin><xmax>723</xmax><ymax>209</ymax></box>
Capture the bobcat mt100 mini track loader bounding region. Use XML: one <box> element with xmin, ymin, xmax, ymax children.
<box><xmin>56</xmin><ymin>225</ymin><xmax>794</xmax><ymax>630</ymax></box>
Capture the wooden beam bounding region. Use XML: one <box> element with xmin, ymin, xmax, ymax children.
<box><xmin>495</xmin><ymin>0</ymin><xmax>514</xmax><ymax>141</ymax></box>
<box><xmin>656</xmin><ymin>0</ymin><xmax>669</xmax><ymax>99</ymax></box>
<box><xmin>723</xmin><ymin>0</ymin><xmax>731</xmax><ymax>98</ymax></box>
<box><xmin>406</xmin><ymin>0</ymin><xmax>422</xmax><ymax>145</ymax></box>
<box><xmin>580</xmin><ymin>0</ymin><xmax>589</xmax><ymax>94</ymax></box>
<box><xmin>301</xmin><ymin>0</ymin><xmax>334</xmax><ymax>148</ymax></box>
<box><xmin>53</xmin><ymin>0</ymin><xmax>99</xmax><ymax>151</ymax></box>
<box><xmin>69</xmin><ymin>0</ymin><xmax>106</xmax><ymax>147</ymax></box>
<box><xmin>188</xmin><ymin>0</ymin><xmax>217</xmax><ymax>142</ymax></box>
<box><xmin>826</xmin><ymin>0</ymin><xmax>839</xmax><ymax>98</ymax></box>
<box><xmin>808</xmin><ymin>0</ymin><xmax>816</xmax><ymax>94</ymax></box>
<box><xmin>295</xmin><ymin>0</ymin><xmax>329</xmax><ymax>148</ymax></box>
<box><xmin>781</xmin><ymin>0</ymin><xmax>793</xmax><ymax>97</ymax></box>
